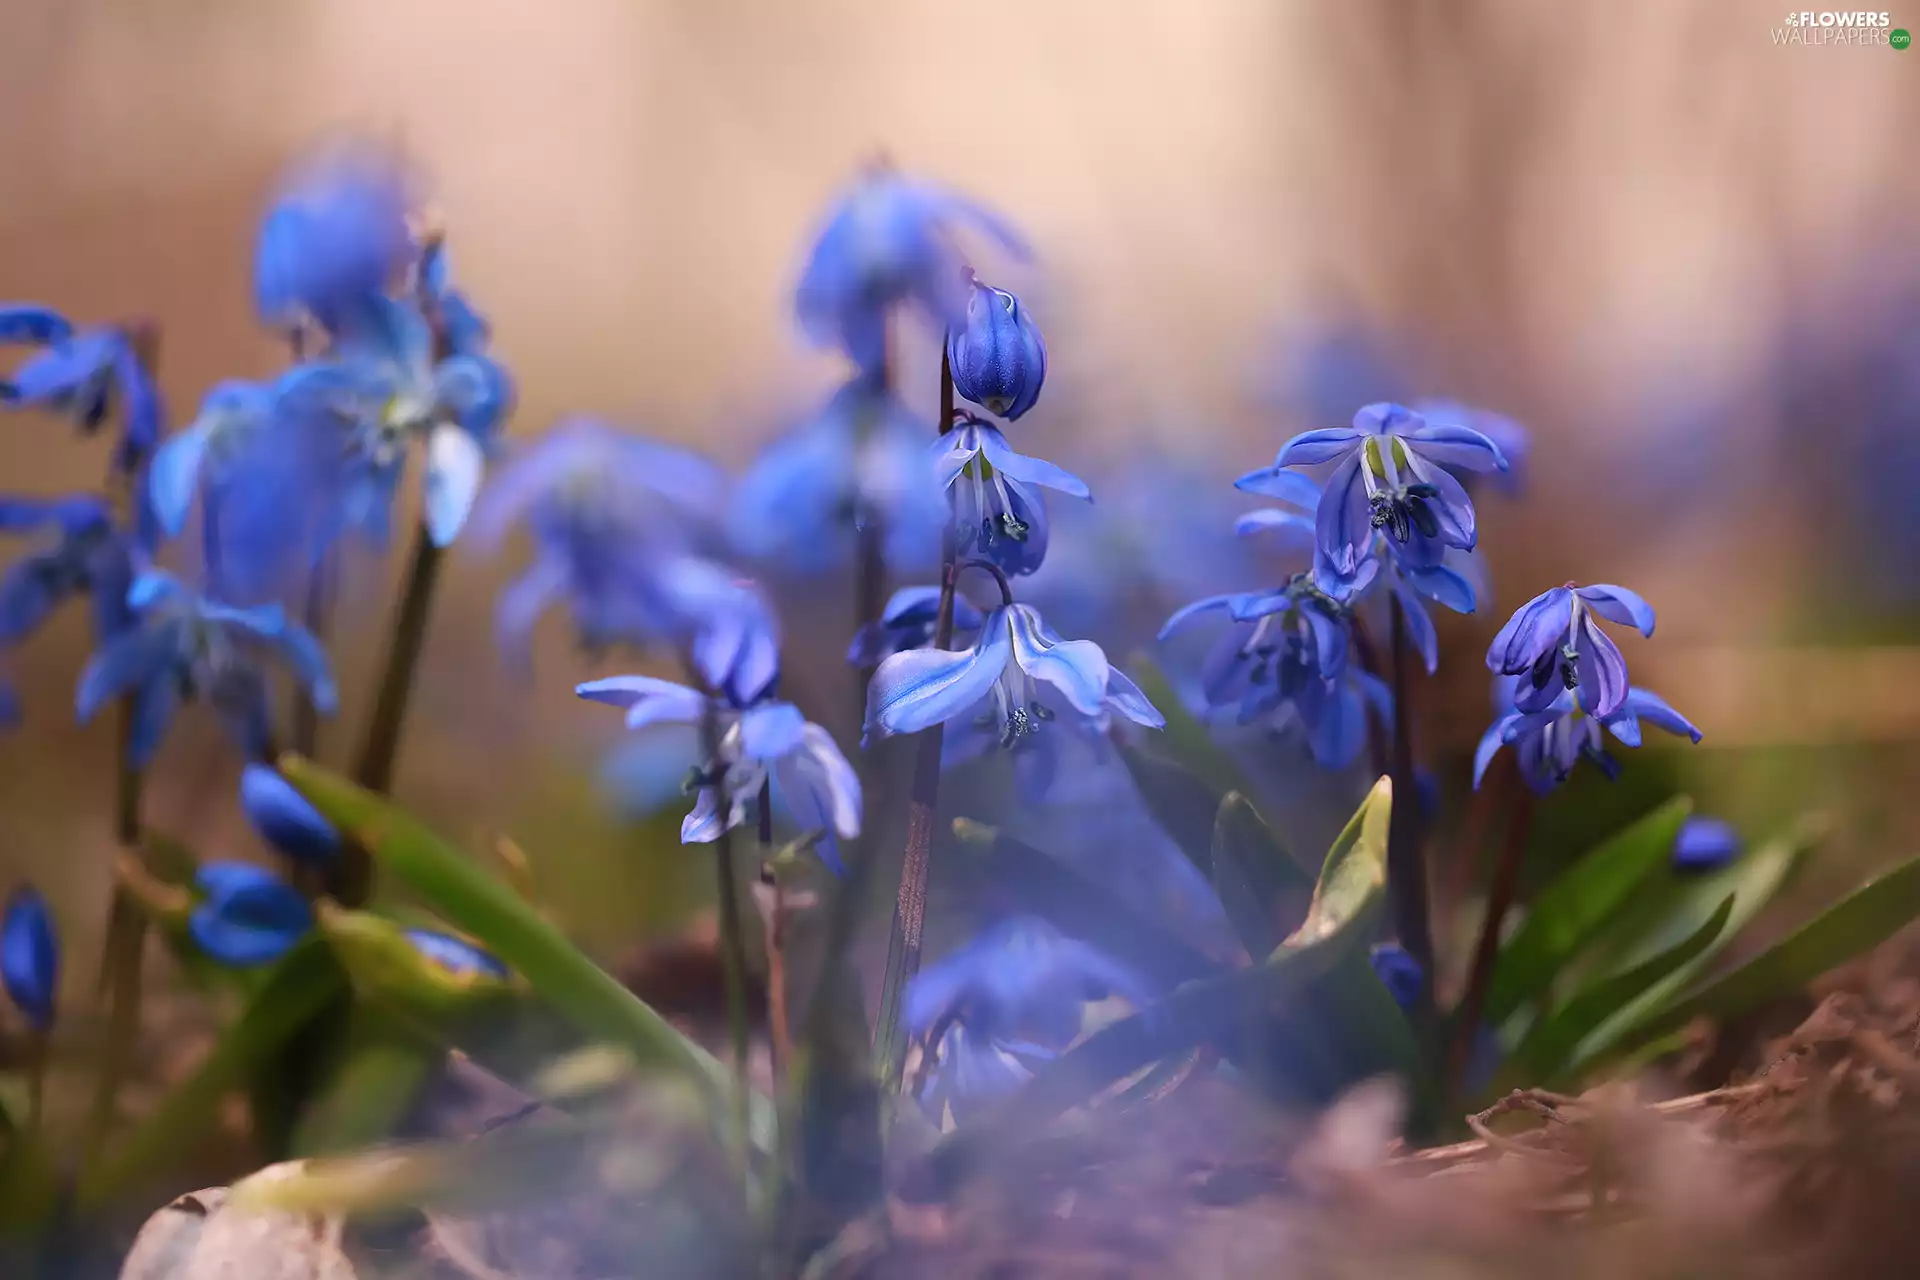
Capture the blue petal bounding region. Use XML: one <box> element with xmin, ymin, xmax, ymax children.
<box><xmin>1393</xmin><ymin>579</ymin><xmax>1440</xmax><ymax>675</ymax></box>
<box><xmin>494</xmin><ymin>555</ymin><xmax>567</xmax><ymax>671</ymax></box>
<box><xmin>254</xmin><ymin>142</ymin><xmax>415</xmax><ymax>329</ymax></box>
<box><xmin>1487</xmin><ymin>586</ymin><xmax>1570</xmax><ymax>674</ymax></box>
<box><xmin>1233</xmin><ymin>466</ymin><xmax>1322</xmax><ymax>508</ymax></box>
<box><xmin>680</xmin><ymin>787</ymin><xmax>725</xmax><ymax>843</ymax></box>
<box><xmin>1472</xmin><ymin>715</ymin><xmax>1518</xmax><ymax>787</ymax></box>
<box><xmin>576</xmin><ymin>675</ymin><xmax>705</xmax><ymax>730</ymax></box>
<box><xmin>1576</xmin><ymin>583</ymin><xmax>1656</xmax><ymax>637</ymax></box>
<box><xmin>1672</xmin><ymin>817</ymin><xmax>1741</xmax><ymax>872</ymax></box>
<box><xmin>433</xmin><ymin>354</ymin><xmax>515</xmax><ymax>440</ymax></box>
<box><xmin>423</xmin><ymin>423</ymin><xmax>486</xmax><ymax>547</ymax></box>
<box><xmin>0</xmin><ymin>305</ymin><xmax>74</xmax><ymax>346</ymax></box>
<box><xmin>1608</xmin><ymin>687</ymin><xmax>1701</xmax><ymax>744</ymax></box>
<box><xmin>76</xmin><ymin>624</ymin><xmax>178</xmax><ymax>725</ymax></box>
<box><xmin>1403</xmin><ymin>421</ymin><xmax>1509</xmax><ymax>472</ymax></box>
<box><xmin>1007</xmin><ymin>604</ymin><xmax>1108</xmax><ymax>717</ymax></box>
<box><xmin>1400</xmin><ymin>448</ymin><xmax>1477</xmax><ymax>549</ymax></box>
<box><xmin>1574</xmin><ymin>617</ymin><xmax>1630</xmax><ymax>718</ymax></box>
<box><xmin>111</xmin><ymin>340</ymin><xmax>165</xmax><ymax>467</ymax></box>
<box><xmin>973</xmin><ymin>422</ymin><xmax>1089</xmax><ymax>498</ymax></box>
<box><xmin>1274</xmin><ymin>427</ymin><xmax>1362</xmax><ymax>467</ymax></box>
<box><xmin>1</xmin><ymin>886</ymin><xmax>59</xmax><ymax>1031</ymax></box>
<box><xmin>404</xmin><ymin>928</ymin><xmax>509</xmax><ymax>979</ymax></box>
<box><xmin>867</xmin><ymin>609</ymin><xmax>1012</xmax><ymax>737</ymax></box>
<box><xmin>772</xmin><ymin>724</ymin><xmax>863</xmax><ymax>869</ymax></box>
<box><xmin>1233</xmin><ymin>508</ymin><xmax>1317</xmax><ymax>541</ymax></box>
<box><xmin>1157</xmin><ymin>592</ymin><xmax>1247</xmax><ymax>641</ymax></box>
<box><xmin>740</xmin><ymin>702</ymin><xmax>807</xmax><ymax>761</ymax></box>
<box><xmin>1314</xmin><ymin>450</ymin><xmax>1372</xmax><ymax>576</ymax></box>
<box><xmin>241</xmin><ymin>764</ymin><xmax>342</xmax><ymax>865</ymax></box>
<box><xmin>149</xmin><ymin>424</ymin><xmax>212</xmax><ymax>538</ymax></box>
<box><xmin>1102</xmin><ymin>667</ymin><xmax>1165</xmax><ymax>728</ymax></box>
<box><xmin>212</xmin><ymin>602</ymin><xmax>338</xmax><ymax>715</ymax></box>
<box><xmin>5</xmin><ymin>331</ymin><xmax>118</xmax><ymax>407</ymax></box>
<box><xmin>189</xmin><ymin>863</ymin><xmax>314</xmax><ymax>968</ymax></box>
<box><xmin>1401</xmin><ymin>561</ymin><xmax>1477</xmax><ymax>615</ymax></box>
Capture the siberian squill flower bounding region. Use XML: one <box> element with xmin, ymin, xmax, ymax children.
<box><xmin>2</xmin><ymin>885</ymin><xmax>59</xmax><ymax>1031</ymax></box>
<box><xmin>1486</xmin><ymin>583</ymin><xmax>1656</xmax><ymax>719</ymax></box>
<box><xmin>1416</xmin><ymin>399</ymin><xmax>1528</xmax><ymax>497</ymax></box>
<box><xmin>1473</xmin><ymin>678</ymin><xmax>1701</xmax><ymax>795</ymax></box>
<box><xmin>946</xmin><ymin>275</ymin><xmax>1047</xmax><ymax>420</ymax></box>
<box><xmin>0</xmin><ymin>305</ymin><xmax>163</xmax><ymax>470</ymax></box>
<box><xmin>936</xmin><ymin>414</ymin><xmax>1089</xmax><ymax>577</ymax></box>
<box><xmin>417</xmin><ymin>238</ymin><xmax>490</xmax><ymax>358</ymax></box>
<box><xmin>1246</xmin><ymin>402</ymin><xmax>1507</xmax><ymax>583</ymax></box>
<box><xmin>241</xmin><ymin>763</ymin><xmax>341</xmax><ymax>867</ymax></box>
<box><xmin>905</xmin><ymin>917</ymin><xmax>1149</xmax><ymax>1120</ymax></box>
<box><xmin>846</xmin><ymin>585</ymin><xmax>985</xmax><ymax>667</ymax></box>
<box><xmin>76</xmin><ymin>571</ymin><xmax>337</xmax><ymax>767</ymax></box>
<box><xmin>253</xmin><ymin>140</ymin><xmax>417</xmax><ymax>335</ymax></box>
<box><xmin>730</xmin><ymin>373</ymin><xmax>945</xmax><ymax>574</ymax></box>
<box><xmin>189</xmin><ymin>863</ymin><xmax>313</xmax><ymax>968</ymax></box>
<box><xmin>577</xmin><ymin>677</ymin><xmax>860</xmax><ymax>870</ymax></box>
<box><xmin>0</xmin><ymin>494</ymin><xmax>138</xmax><ymax>646</ymax></box>
<box><xmin>866</xmin><ymin>599</ymin><xmax>1163</xmax><ymax>756</ymax></box>
<box><xmin>465</xmin><ymin>418</ymin><xmax>727</xmax><ymax>665</ymax></box>
<box><xmin>794</xmin><ymin>166</ymin><xmax>1028</xmax><ymax>371</ymax></box>
<box><xmin>1673</xmin><ymin>816</ymin><xmax>1741</xmax><ymax>873</ymax></box>
<box><xmin>148</xmin><ymin>379</ymin><xmax>274</xmax><ymax>548</ymax></box>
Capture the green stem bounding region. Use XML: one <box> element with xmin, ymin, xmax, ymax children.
<box><xmin>758</xmin><ymin>783</ymin><xmax>790</xmax><ymax>1088</ymax></box>
<box><xmin>693</xmin><ymin>693</ymin><xmax>753</xmax><ymax>1180</ymax></box>
<box><xmin>872</xmin><ymin>350</ymin><xmax>957</xmax><ymax>1091</ymax></box>
<box><xmin>1448</xmin><ymin>772</ymin><xmax>1532</xmax><ymax>1101</ymax></box>
<box><xmin>23</xmin><ymin>1031</ymin><xmax>46</xmax><ymax>1136</ymax></box>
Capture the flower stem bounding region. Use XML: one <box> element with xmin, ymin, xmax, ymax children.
<box><xmin>24</xmin><ymin>1030</ymin><xmax>47</xmax><ymax>1135</ymax></box>
<box><xmin>1348</xmin><ymin>617</ymin><xmax>1391</xmax><ymax>782</ymax></box>
<box><xmin>1449</xmin><ymin>767</ymin><xmax>1532</xmax><ymax>1101</ymax></box>
<box><xmin>872</xmin><ymin>350</ymin><xmax>958</xmax><ymax>1092</ymax></box>
<box><xmin>697</xmin><ymin>693</ymin><xmax>753</xmax><ymax>1177</ymax></box>
<box><xmin>758</xmin><ymin>783</ymin><xmax>792</xmax><ymax>1087</ymax></box>
<box><xmin>1385</xmin><ymin>592</ymin><xmax>1436</xmax><ymax>992</ymax></box>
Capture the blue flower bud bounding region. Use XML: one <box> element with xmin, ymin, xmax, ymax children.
<box><xmin>404</xmin><ymin>928</ymin><xmax>509</xmax><ymax>981</ymax></box>
<box><xmin>1672</xmin><ymin>816</ymin><xmax>1741</xmax><ymax>873</ymax></box>
<box><xmin>189</xmin><ymin>863</ymin><xmax>314</xmax><ymax>968</ymax></box>
<box><xmin>1</xmin><ymin>886</ymin><xmax>59</xmax><ymax>1030</ymax></box>
<box><xmin>946</xmin><ymin>278</ymin><xmax>1046</xmax><ymax>421</ymax></box>
<box><xmin>241</xmin><ymin>764</ymin><xmax>342</xmax><ymax>866</ymax></box>
<box><xmin>1368</xmin><ymin>942</ymin><xmax>1424</xmax><ymax>1010</ymax></box>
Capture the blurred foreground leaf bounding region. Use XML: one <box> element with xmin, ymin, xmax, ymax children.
<box><xmin>1484</xmin><ymin>797</ymin><xmax>1693</xmax><ymax>1026</ymax></box>
<box><xmin>1212</xmin><ymin>793</ymin><xmax>1314</xmax><ymax>956</ymax></box>
<box><xmin>289</xmin><ymin>1001</ymin><xmax>443</xmax><ymax>1158</ymax></box>
<box><xmin>928</xmin><ymin>778</ymin><xmax>1393</xmax><ymax>1190</ymax></box>
<box><xmin>279</xmin><ymin>756</ymin><xmax>769</xmax><ymax>1148</ymax></box>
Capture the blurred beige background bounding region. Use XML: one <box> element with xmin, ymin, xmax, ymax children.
<box><xmin>2</xmin><ymin>0</ymin><xmax>1918</xmax><ymax>961</ymax></box>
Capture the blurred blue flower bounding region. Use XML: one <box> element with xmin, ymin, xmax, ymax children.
<box><xmin>241</xmin><ymin>764</ymin><xmax>341</xmax><ymax>867</ymax></box>
<box><xmin>946</xmin><ymin>276</ymin><xmax>1046</xmax><ymax>420</ymax></box>
<box><xmin>253</xmin><ymin>141</ymin><xmax>417</xmax><ymax>334</ymax></box>
<box><xmin>417</xmin><ymin>238</ymin><xmax>491</xmax><ymax>358</ymax></box>
<box><xmin>577</xmin><ymin>677</ymin><xmax>860</xmax><ymax>870</ymax></box>
<box><xmin>76</xmin><ymin>571</ymin><xmax>337</xmax><ymax>767</ymax></box>
<box><xmin>1487</xmin><ymin>583</ymin><xmax>1655</xmax><ymax>719</ymax></box>
<box><xmin>0</xmin><ymin>494</ymin><xmax>138</xmax><ymax>646</ymax></box>
<box><xmin>0</xmin><ymin>306</ymin><xmax>163</xmax><ymax>470</ymax></box>
<box><xmin>1416</xmin><ymin>399</ymin><xmax>1528</xmax><ymax>497</ymax></box>
<box><xmin>1369</xmin><ymin>942</ymin><xmax>1424</xmax><ymax>1010</ymax></box>
<box><xmin>906</xmin><ymin>917</ymin><xmax>1150</xmax><ymax>1119</ymax></box>
<box><xmin>148</xmin><ymin>379</ymin><xmax>277</xmax><ymax>579</ymax></box>
<box><xmin>730</xmin><ymin>374</ymin><xmax>945</xmax><ymax>575</ymax></box>
<box><xmin>936</xmin><ymin>415</ymin><xmax>1088</xmax><ymax>577</ymax></box>
<box><xmin>1</xmin><ymin>885</ymin><xmax>59</xmax><ymax>1031</ymax></box>
<box><xmin>189</xmin><ymin>863</ymin><xmax>313</xmax><ymax>968</ymax></box>
<box><xmin>1673</xmin><ymin>816</ymin><xmax>1742</xmax><ymax>873</ymax></box>
<box><xmin>404</xmin><ymin>927</ymin><xmax>508</xmax><ymax>981</ymax></box>
<box><xmin>466</xmin><ymin>418</ymin><xmax>728</xmax><ymax>667</ymax></box>
<box><xmin>794</xmin><ymin>167</ymin><xmax>1028</xmax><ymax>371</ymax></box>
<box><xmin>867</xmin><ymin>602</ymin><xmax>1163</xmax><ymax>756</ymax></box>
<box><xmin>1473</xmin><ymin>683</ymin><xmax>1700</xmax><ymax>795</ymax></box>
<box><xmin>1247</xmin><ymin>402</ymin><xmax>1507</xmax><ymax>583</ymax></box>
<box><xmin>846</xmin><ymin>585</ymin><xmax>985</xmax><ymax>668</ymax></box>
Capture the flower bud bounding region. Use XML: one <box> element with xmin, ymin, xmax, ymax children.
<box><xmin>946</xmin><ymin>278</ymin><xmax>1046</xmax><ymax>421</ymax></box>
<box><xmin>318</xmin><ymin>908</ymin><xmax>511</xmax><ymax>1020</ymax></box>
<box><xmin>189</xmin><ymin>863</ymin><xmax>314</xmax><ymax>968</ymax></box>
<box><xmin>1672</xmin><ymin>816</ymin><xmax>1741</xmax><ymax>873</ymax></box>
<box><xmin>241</xmin><ymin>764</ymin><xmax>342</xmax><ymax>866</ymax></box>
<box><xmin>1</xmin><ymin>886</ymin><xmax>59</xmax><ymax>1030</ymax></box>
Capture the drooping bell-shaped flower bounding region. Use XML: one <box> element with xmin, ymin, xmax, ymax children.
<box><xmin>148</xmin><ymin>380</ymin><xmax>275</xmax><ymax>545</ymax></box>
<box><xmin>0</xmin><ymin>494</ymin><xmax>138</xmax><ymax>647</ymax></box>
<box><xmin>1673</xmin><ymin>816</ymin><xmax>1741</xmax><ymax>873</ymax></box>
<box><xmin>0</xmin><ymin>305</ymin><xmax>163</xmax><ymax>471</ymax></box>
<box><xmin>189</xmin><ymin>862</ymin><xmax>314</xmax><ymax>968</ymax></box>
<box><xmin>846</xmin><ymin>585</ymin><xmax>986</xmax><ymax>668</ymax></box>
<box><xmin>1473</xmin><ymin>680</ymin><xmax>1700</xmax><ymax>795</ymax></box>
<box><xmin>241</xmin><ymin>764</ymin><xmax>341</xmax><ymax>867</ymax></box>
<box><xmin>946</xmin><ymin>275</ymin><xmax>1047</xmax><ymax>420</ymax></box>
<box><xmin>1</xmin><ymin>885</ymin><xmax>59</xmax><ymax>1031</ymax></box>
<box><xmin>253</xmin><ymin>140</ymin><xmax>418</xmax><ymax>335</ymax></box>
<box><xmin>935</xmin><ymin>415</ymin><xmax>1089</xmax><ymax>577</ymax></box>
<box><xmin>1486</xmin><ymin>582</ymin><xmax>1656</xmax><ymax>719</ymax></box>
<box><xmin>577</xmin><ymin>678</ymin><xmax>860</xmax><ymax>871</ymax></box>
<box><xmin>76</xmin><ymin>571</ymin><xmax>337</xmax><ymax>767</ymax></box>
<box><xmin>794</xmin><ymin>166</ymin><xmax>1029</xmax><ymax>372</ymax></box>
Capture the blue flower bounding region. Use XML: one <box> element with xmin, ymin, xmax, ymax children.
<box><xmin>189</xmin><ymin>863</ymin><xmax>314</xmax><ymax>968</ymax></box>
<box><xmin>1369</xmin><ymin>942</ymin><xmax>1424</xmax><ymax>1010</ymax></box>
<box><xmin>148</xmin><ymin>379</ymin><xmax>276</xmax><ymax>553</ymax></box>
<box><xmin>403</xmin><ymin>928</ymin><xmax>508</xmax><ymax>981</ymax></box>
<box><xmin>936</xmin><ymin>415</ymin><xmax>1089</xmax><ymax>577</ymax></box>
<box><xmin>0</xmin><ymin>306</ymin><xmax>163</xmax><ymax>470</ymax></box>
<box><xmin>1473</xmin><ymin>682</ymin><xmax>1701</xmax><ymax>795</ymax></box>
<box><xmin>1486</xmin><ymin>583</ymin><xmax>1656</xmax><ymax>719</ymax></box>
<box><xmin>730</xmin><ymin>374</ymin><xmax>945</xmax><ymax>574</ymax></box>
<box><xmin>946</xmin><ymin>276</ymin><xmax>1047</xmax><ymax>420</ymax></box>
<box><xmin>417</xmin><ymin>238</ymin><xmax>491</xmax><ymax>358</ymax></box>
<box><xmin>1</xmin><ymin>885</ymin><xmax>59</xmax><ymax>1031</ymax></box>
<box><xmin>867</xmin><ymin>601</ymin><xmax>1163</xmax><ymax>750</ymax></box>
<box><xmin>577</xmin><ymin>678</ymin><xmax>860</xmax><ymax>870</ymax></box>
<box><xmin>1672</xmin><ymin>816</ymin><xmax>1742</xmax><ymax>873</ymax></box>
<box><xmin>794</xmin><ymin>167</ymin><xmax>1028</xmax><ymax>371</ymax></box>
<box><xmin>846</xmin><ymin>585</ymin><xmax>986</xmax><ymax>668</ymax></box>
<box><xmin>466</xmin><ymin>418</ymin><xmax>728</xmax><ymax>667</ymax></box>
<box><xmin>1247</xmin><ymin>402</ymin><xmax>1507</xmax><ymax>584</ymax></box>
<box><xmin>241</xmin><ymin>764</ymin><xmax>341</xmax><ymax>867</ymax></box>
<box><xmin>76</xmin><ymin>571</ymin><xmax>337</xmax><ymax>767</ymax></box>
<box><xmin>253</xmin><ymin>141</ymin><xmax>417</xmax><ymax>334</ymax></box>
<box><xmin>905</xmin><ymin>917</ymin><xmax>1149</xmax><ymax>1119</ymax></box>
<box><xmin>1416</xmin><ymin>399</ymin><xmax>1528</xmax><ymax>497</ymax></box>
<box><xmin>0</xmin><ymin>494</ymin><xmax>138</xmax><ymax>645</ymax></box>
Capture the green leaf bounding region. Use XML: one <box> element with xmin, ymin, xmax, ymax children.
<box><xmin>1514</xmin><ymin>893</ymin><xmax>1734</xmax><ymax>1082</ymax></box>
<box><xmin>1124</xmin><ymin>655</ymin><xmax>1254</xmax><ymax>797</ymax></box>
<box><xmin>1211</xmin><ymin>793</ymin><xmax>1315</xmax><ymax>956</ymax></box>
<box><xmin>1568</xmin><ymin>820</ymin><xmax>1819</xmax><ymax>1072</ymax></box>
<box><xmin>77</xmin><ymin>940</ymin><xmax>348</xmax><ymax>1211</ymax></box>
<box><xmin>0</xmin><ymin>1125</ymin><xmax>60</xmax><ymax>1234</ymax></box>
<box><xmin>951</xmin><ymin>819</ymin><xmax>1218</xmax><ymax>989</ymax></box>
<box><xmin>1621</xmin><ymin>848</ymin><xmax>1920</xmax><ymax>1046</ymax></box>
<box><xmin>1483</xmin><ymin>797</ymin><xmax>1693</xmax><ymax>1026</ymax></box>
<box><xmin>289</xmin><ymin>1002</ymin><xmax>444</xmax><ymax>1158</ymax></box>
<box><xmin>927</xmin><ymin>777</ymin><xmax>1393</xmax><ymax>1190</ymax></box>
<box><xmin>1114</xmin><ymin>739</ymin><xmax>1223</xmax><ymax>883</ymax></box>
<box><xmin>277</xmin><ymin>756</ymin><xmax>768</xmax><ymax>1148</ymax></box>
